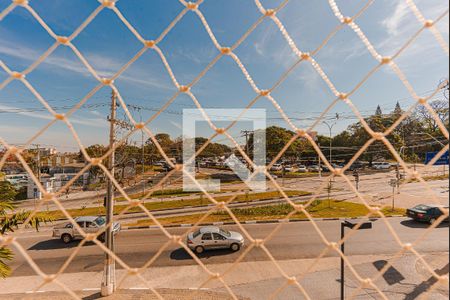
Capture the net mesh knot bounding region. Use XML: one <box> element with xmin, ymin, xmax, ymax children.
<box><xmin>135</xmin><ymin>122</ymin><xmax>145</xmax><ymax>130</ymax></box>
<box><xmin>186</xmin><ymin>2</ymin><xmax>199</xmax><ymax>10</ymax></box>
<box><xmin>90</xmin><ymin>158</ymin><xmax>103</xmax><ymax>166</ymax></box>
<box><xmin>11</xmin><ymin>71</ymin><xmax>24</xmax><ymax>80</ymax></box>
<box><xmin>373</xmin><ymin>132</ymin><xmax>385</xmax><ymax>141</ymax></box>
<box><xmin>381</xmin><ymin>57</ymin><xmax>392</xmax><ymax>65</ymax></box>
<box><xmin>403</xmin><ymin>243</ymin><xmax>413</xmax><ymax>251</ymax></box>
<box><xmin>215</xmin><ymin>128</ymin><xmax>226</xmax><ymax>135</ymax></box>
<box><xmin>265</xmin><ymin>9</ymin><xmax>275</xmax><ymax>17</ymax></box>
<box><xmin>101</xmin><ymin>0</ymin><xmax>115</xmax><ymax>8</ymax></box>
<box><xmin>55</xmin><ymin>113</ymin><xmax>66</xmax><ymax>121</ymax></box>
<box><xmin>221</xmin><ymin>47</ymin><xmax>232</xmax><ymax>55</ymax></box>
<box><xmin>259</xmin><ymin>89</ymin><xmax>270</xmax><ymax>96</ymax></box>
<box><xmin>301</xmin><ymin>52</ymin><xmax>311</xmax><ymax>60</ymax></box>
<box><xmin>424</xmin><ymin>20</ymin><xmax>434</xmax><ymax>28</ymax></box>
<box><xmin>56</xmin><ymin>36</ymin><xmax>70</xmax><ymax>45</ymax></box>
<box><xmin>101</xmin><ymin>78</ymin><xmax>114</xmax><ymax>85</ymax></box>
<box><xmin>12</xmin><ymin>0</ymin><xmax>28</xmax><ymax>6</ymax></box>
<box><xmin>179</xmin><ymin>85</ymin><xmax>190</xmax><ymax>93</ymax></box>
<box><xmin>144</xmin><ymin>40</ymin><xmax>156</xmax><ymax>48</ymax></box>
<box><xmin>343</xmin><ymin>17</ymin><xmax>353</xmax><ymax>24</ymax></box>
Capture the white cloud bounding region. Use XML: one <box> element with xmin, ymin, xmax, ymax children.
<box><xmin>0</xmin><ymin>104</ymin><xmax>108</xmax><ymax>128</ymax></box>
<box><xmin>382</xmin><ymin>1</ymin><xmax>410</xmax><ymax>36</ymax></box>
<box><xmin>0</xmin><ymin>39</ymin><xmax>173</xmax><ymax>90</ymax></box>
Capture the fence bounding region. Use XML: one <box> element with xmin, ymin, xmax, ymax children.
<box><xmin>0</xmin><ymin>0</ymin><xmax>449</xmax><ymax>299</ymax></box>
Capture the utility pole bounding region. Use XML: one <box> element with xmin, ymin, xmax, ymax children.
<box><xmin>318</xmin><ymin>142</ymin><xmax>322</xmax><ymax>178</ymax></box>
<box><xmin>139</xmin><ymin>109</ymin><xmax>146</xmax><ymax>197</ymax></box>
<box><xmin>241</xmin><ymin>130</ymin><xmax>254</xmax><ymax>157</ymax></box>
<box><xmin>35</xmin><ymin>144</ymin><xmax>42</xmax><ymax>200</ymax></box>
<box><xmin>101</xmin><ymin>89</ymin><xmax>117</xmax><ymax>296</ymax></box>
<box><xmin>241</xmin><ymin>130</ymin><xmax>254</xmax><ymax>166</ymax></box>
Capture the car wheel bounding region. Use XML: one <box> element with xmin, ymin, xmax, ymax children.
<box><xmin>98</xmin><ymin>234</ymin><xmax>105</xmax><ymax>243</ymax></box>
<box><xmin>195</xmin><ymin>246</ymin><xmax>205</xmax><ymax>254</ymax></box>
<box><xmin>230</xmin><ymin>243</ymin><xmax>240</xmax><ymax>252</ymax></box>
<box><xmin>429</xmin><ymin>218</ymin><xmax>437</xmax><ymax>225</ymax></box>
<box><xmin>61</xmin><ymin>234</ymin><xmax>72</xmax><ymax>244</ymax></box>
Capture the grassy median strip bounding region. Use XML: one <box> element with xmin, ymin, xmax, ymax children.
<box><xmin>116</xmin><ymin>189</ymin><xmax>197</xmax><ymax>202</ymax></box>
<box><xmin>128</xmin><ymin>200</ymin><xmax>406</xmax><ymax>226</ymax></box>
<box><xmin>38</xmin><ymin>190</ymin><xmax>311</xmax><ymax>220</ymax></box>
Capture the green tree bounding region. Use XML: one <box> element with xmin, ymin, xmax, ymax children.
<box><xmin>145</xmin><ymin>133</ymin><xmax>174</xmax><ymax>162</ymax></box>
<box><xmin>195</xmin><ymin>137</ymin><xmax>231</xmax><ymax>158</ymax></box>
<box><xmin>247</xmin><ymin>126</ymin><xmax>307</xmax><ymax>161</ymax></box>
<box><xmin>375</xmin><ymin>105</ymin><xmax>383</xmax><ymax>116</ymax></box>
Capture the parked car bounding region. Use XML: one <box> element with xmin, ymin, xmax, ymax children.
<box><xmin>348</xmin><ymin>162</ymin><xmax>364</xmax><ymax>171</ymax></box>
<box><xmin>284</xmin><ymin>165</ymin><xmax>296</xmax><ymax>172</ymax></box>
<box><xmin>270</xmin><ymin>164</ymin><xmax>283</xmax><ymax>171</ymax></box>
<box><xmin>297</xmin><ymin>165</ymin><xmax>308</xmax><ymax>173</ymax></box>
<box><xmin>52</xmin><ymin>216</ymin><xmax>121</xmax><ymax>244</ymax></box>
<box><xmin>187</xmin><ymin>226</ymin><xmax>245</xmax><ymax>254</ymax></box>
<box><xmin>372</xmin><ymin>162</ymin><xmax>391</xmax><ymax>170</ymax></box>
<box><xmin>309</xmin><ymin>165</ymin><xmax>323</xmax><ymax>172</ymax></box>
<box><xmin>321</xmin><ymin>165</ymin><xmax>332</xmax><ymax>172</ymax></box>
<box><xmin>407</xmin><ymin>204</ymin><xmax>449</xmax><ymax>225</ymax></box>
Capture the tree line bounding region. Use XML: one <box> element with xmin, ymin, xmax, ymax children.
<box><xmin>78</xmin><ymin>99</ymin><xmax>448</xmax><ymax>169</ymax></box>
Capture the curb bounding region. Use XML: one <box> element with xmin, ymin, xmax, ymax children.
<box><xmin>123</xmin><ymin>215</ymin><xmax>406</xmax><ymax>230</ymax></box>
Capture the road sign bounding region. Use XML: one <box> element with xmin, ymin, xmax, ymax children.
<box><xmin>425</xmin><ymin>151</ymin><xmax>449</xmax><ymax>166</ymax></box>
<box><xmin>389</xmin><ymin>179</ymin><xmax>397</xmax><ymax>187</ymax></box>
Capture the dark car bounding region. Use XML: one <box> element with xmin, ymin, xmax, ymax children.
<box><xmin>407</xmin><ymin>204</ymin><xmax>449</xmax><ymax>225</ymax></box>
<box><xmin>348</xmin><ymin>162</ymin><xmax>364</xmax><ymax>171</ymax></box>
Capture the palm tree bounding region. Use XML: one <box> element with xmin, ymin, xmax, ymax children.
<box><xmin>0</xmin><ymin>182</ymin><xmax>50</xmax><ymax>278</ymax></box>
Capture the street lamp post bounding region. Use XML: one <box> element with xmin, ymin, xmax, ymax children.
<box><xmin>323</xmin><ymin>116</ymin><xmax>339</xmax><ymax>165</ymax></box>
<box><xmin>340</xmin><ymin>220</ymin><xmax>373</xmax><ymax>300</ymax></box>
<box><xmin>389</xmin><ymin>179</ymin><xmax>398</xmax><ymax>211</ymax></box>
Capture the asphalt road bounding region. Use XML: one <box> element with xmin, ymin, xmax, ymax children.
<box><xmin>8</xmin><ymin>218</ymin><xmax>449</xmax><ymax>277</ymax></box>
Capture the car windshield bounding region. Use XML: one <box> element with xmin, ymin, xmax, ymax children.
<box><xmin>413</xmin><ymin>205</ymin><xmax>431</xmax><ymax>211</ymax></box>
<box><xmin>192</xmin><ymin>230</ymin><xmax>202</xmax><ymax>238</ymax></box>
<box><xmin>95</xmin><ymin>217</ymin><xmax>106</xmax><ymax>226</ymax></box>
<box><xmin>219</xmin><ymin>229</ymin><xmax>231</xmax><ymax>237</ymax></box>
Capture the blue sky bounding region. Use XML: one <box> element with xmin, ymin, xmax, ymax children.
<box><xmin>0</xmin><ymin>0</ymin><xmax>448</xmax><ymax>151</ymax></box>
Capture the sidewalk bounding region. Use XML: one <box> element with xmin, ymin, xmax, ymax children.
<box><xmin>0</xmin><ymin>289</ymin><xmax>244</xmax><ymax>300</ymax></box>
<box><xmin>0</xmin><ymin>253</ymin><xmax>447</xmax><ymax>299</ymax></box>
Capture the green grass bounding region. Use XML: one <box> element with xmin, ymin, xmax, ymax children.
<box><xmin>401</xmin><ymin>174</ymin><xmax>449</xmax><ymax>183</ymax></box>
<box><xmin>272</xmin><ymin>171</ymin><xmax>319</xmax><ymax>178</ymax></box>
<box><xmin>38</xmin><ymin>190</ymin><xmax>311</xmax><ymax>220</ymax></box>
<box><xmin>129</xmin><ymin>200</ymin><xmax>406</xmax><ymax>226</ymax></box>
<box><xmin>116</xmin><ymin>189</ymin><xmax>197</xmax><ymax>202</ymax></box>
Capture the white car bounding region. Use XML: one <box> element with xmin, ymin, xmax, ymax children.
<box><xmin>52</xmin><ymin>216</ymin><xmax>121</xmax><ymax>244</ymax></box>
<box><xmin>270</xmin><ymin>164</ymin><xmax>283</xmax><ymax>171</ymax></box>
<box><xmin>297</xmin><ymin>165</ymin><xmax>308</xmax><ymax>173</ymax></box>
<box><xmin>284</xmin><ymin>165</ymin><xmax>296</xmax><ymax>172</ymax></box>
<box><xmin>372</xmin><ymin>162</ymin><xmax>391</xmax><ymax>170</ymax></box>
<box><xmin>309</xmin><ymin>165</ymin><xmax>322</xmax><ymax>172</ymax></box>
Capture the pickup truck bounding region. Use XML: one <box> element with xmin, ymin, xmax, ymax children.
<box><xmin>53</xmin><ymin>216</ymin><xmax>121</xmax><ymax>244</ymax></box>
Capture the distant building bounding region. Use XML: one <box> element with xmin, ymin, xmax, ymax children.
<box><xmin>27</xmin><ymin>175</ymin><xmax>55</xmax><ymax>199</ymax></box>
<box><xmin>40</xmin><ymin>154</ymin><xmax>78</xmax><ymax>167</ymax></box>
<box><xmin>35</xmin><ymin>147</ymin><xmax>57</xmax><ymax>157</ymax></box>
<box><xmin>5</xmin><ymin>173</ymin><xmax>28</xmax><ymax>188</ymax></box>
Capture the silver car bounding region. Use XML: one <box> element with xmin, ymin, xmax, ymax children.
<box><xmin>187</xmin><ymin>226</ymin><xmax>244</xmax><ymax>254</ymax></box>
